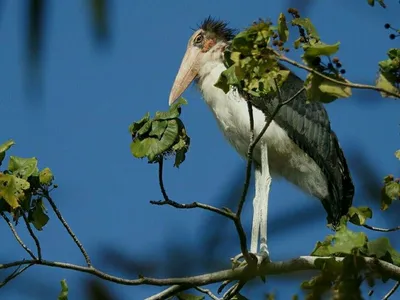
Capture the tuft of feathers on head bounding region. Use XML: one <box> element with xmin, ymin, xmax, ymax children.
<box><xmin>198</xmin><ymin>16</ymin><xmax>237</xmax><ymax>41</ymax></box>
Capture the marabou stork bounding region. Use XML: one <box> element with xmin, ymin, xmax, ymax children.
<box><xmin>169</xmin><ymin>17</ymin><xmax>354</xmax><ymax>260</ymax></box>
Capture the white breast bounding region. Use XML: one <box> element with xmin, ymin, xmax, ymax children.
<box><xmin>197</xmin><ymin>60</ymin><xmax>329</xmax><ymax>201</ymax></box>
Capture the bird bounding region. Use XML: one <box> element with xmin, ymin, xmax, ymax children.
<box><xmin>168</xmin><ymin>16</ymin><xmax>354</xmax><ymax>260</ymax></box>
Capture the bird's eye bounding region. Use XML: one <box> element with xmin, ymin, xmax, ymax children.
<box><xmin>194</xmin><ymin>34</ymin><xmax>204</xmax><ymax>44</ymax></box>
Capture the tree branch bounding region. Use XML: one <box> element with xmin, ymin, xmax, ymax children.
<box><xmin>1</xmin><ymin>256</ymin><xmax>400</xmax><ymax>296</ymax></box>
<box><xmin>42</xmin><ymin>191</ymin><xmax>92</xmax><ymax>267</ymax></box>
<box><xmin>1</xmin><ymin>212</ymin><xmax>36</xmax><ymax>260</ymax></box>
<box><xmin>21</xmin><ymin>212</ymin><xmax>42</xmax><ymax>260</ymax></box>
<box><xmin>275</xmin><ymin>51</ymin><xmax>400</xmax><ymax>99</ymax></box>
<box><xmin>0</xmin><ymin>263</ymin><xmax>33</xmax><ymax>288</ymax></box>
<box><xmin>383</xmin><ymin>281</ymin><xmax>400</xmax><ymax>300</ymax></box>
<box><xmin>362</xmin><ymin>223</ymin><xmax>400</xmax><ymax>232</ymax></box>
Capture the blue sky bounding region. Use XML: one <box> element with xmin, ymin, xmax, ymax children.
<box><xmin>0</xmin><ymin>1</ymin><xmax>399</xmax><ymax>299</ymax></box>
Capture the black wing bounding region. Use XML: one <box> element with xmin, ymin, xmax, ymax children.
<box><xmin>246</xmin><ymin>69</ymin><xmax>354</xmax><ymax>226</ymax></box>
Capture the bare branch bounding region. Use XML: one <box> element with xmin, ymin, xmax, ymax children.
<box><xmin>1</xmin><ymin>212</ymin><xmax>36</xmax><ymax>260</ymax></box>
<box><xmin>0</xmin><ymin>263</ymin><xmax>33</xmax><ymax>288</ymax></box>
<box><xmin>1</xmin><ymin>255</ymin><xmax>400</xmax><ymax>296</ymax></box>
<box><xmin>362</xmin><ymin>223</ymin><xmax>400</xmax><ymax>232</ymax></box>
<box><xmin>42</xmin><ymin>191</ymin><xmax>92</xmax><ymax>267</ymax></box>
<box><xmin>151</xmin><ymin>159</ymin><xmax>236</xmax><ymax>220</ymax></box>
<box><xmin>150</xmin><ymin>199</ymin><xmax>235</xmax><ymax>220</ymax></box>
<box><xmin>275</xmin><ymin>51</ymin><xmax>400</xmax><ymax>99</ymax></box>
<box><xmin>195</xmin><ymin>287</ymin><xmax>220</xmax><ymax>300</ymax></box>
<box><xmin>383</xmin><ymin>281</ymin><xmax>400</xmax><ymax>300</ymax></box>
<box><xmin>21</xmin><ymin>212</ymin><xmax>42</xmax><ymax>260</ymax></box>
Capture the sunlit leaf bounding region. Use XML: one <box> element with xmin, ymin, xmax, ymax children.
<box><xmin>319</xmin><ymin>79</ymin><xmax>352</xmax><ymax>98</ymax></box>
<box><xmin>0</xmin><ymin>140</ymin><xmax>15</xmax><ymax>165</ymax></box>
<box><xmin>363</xmin><ymin>237</ymin><xmax>400</xmax><ymax>266</ymax></box>
<box><xmin>395</xmin><ymin>150</ymin><xmax>400</xmax><ymax>160</ymax></box>
<box><xmin>8</xmin><ymin>156</ymin><xmax>38</xmax><ymax>179</ymax></box>
<box><xmin>39</xmin><ymin>167</ymin><xmax>54</xmax><ymax>185</ymax></box>
<box><xmin>291</xmin><ymin>18</ymin><xmax>319</xmax><ymax>40</ymax></box>
<box><xmin>376</xmin><ymin>73</ymin><xmax>399</xmax><ymax>99</ymax></box>
<box><xmin>277</xmin><ymin>13</ymin><xmax>289</xmax><ymax>43</ymax></box>
<box><xmin>348</xmin><ymin>206</ymin><xmax>372</xmax><ymax>225</ymax></box>
<box><xmin>381</xmin><ymin>180</ymin><xmax>400</xmax><ymax>210</ymax></box>
<box><xmin>58</xmin><ymin>279</ymin><xmax>69</xmax><ymax>300</ymax></box>
<box><xmin>0</xmin><ymin>173</ymin><xmax>30</xmax><ymax>209</ymax></box>
<box><xmin>303</xmin><ymin>42</ymin><xmax>340</xmax><ymax>57</ymax></box>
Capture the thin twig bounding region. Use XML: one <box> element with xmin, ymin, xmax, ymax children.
<box><xmin>0</xmin><ymin>263</ymin><xmax>33</xmax><ymax>288</ymax></box>
<box><xmin>195</xmin><ymin>287</ymin><xmax>220</xmax><ymax>300</ymax></box>
<box><xmin>151</xmin><ymin>199</ymin><xmax>235</xmax><ymax>220</ymax></box>
<box><xmin>158</xmin><ymin>159</ymin><xmax>170</xmax><ymax>201</ymax></box>
<box><xmin>362</xmin><ymin>223</ymin><xmax>400</xmax><ymax>232</ymax></box>
<box><xmin>275</xmin><ymin>51</ymin><xmax>400</xmax><ymax>99</ymax></box>
<box><xmin>21</xmin><ymin>213</ymin><xmax>42</xmax><ymax>261</ymax></box>
<box><xmin>1</xmin><ymin>212</ymin><xmax>36</xmax><ymax>260</ymax></box>
<box><xmin>223</xmin><ymin>281</ymin><xmax>245</xmax><ymax>300</ymax></box>
<box><xmin>43</xmin><ymin>191</ymin><xmax>92</xmax><ymax>268</ymax></box>
<box><xmin>236</xmin><ymin>102</ymin><xmax>255</xmax><ymax>217</ymax></box>
<box><xmin>153</xmin><ymin>158</ymin><xmax>236</xmax><ymax>220</ymax></box>
<box><xmin>383</xmin><ymin>281</ymin><xmax>400</xmax><ymax>300</ymax></box>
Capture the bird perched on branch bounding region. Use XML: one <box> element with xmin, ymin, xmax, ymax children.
<box><xmin>168</xmin><ymin>17</ymin><xmax>354</xmax><ymax>260</ymax></box>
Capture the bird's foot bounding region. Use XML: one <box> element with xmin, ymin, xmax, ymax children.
<box><xmin>231</xmin><ymin>248</ymin><xmax>271</xmax><ymax>270</ymax></box>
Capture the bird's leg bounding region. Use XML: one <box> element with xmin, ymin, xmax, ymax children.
<box><xmin>258</xmin><ymin>141</ymin><xmax>271</xmax><ymax>261</ymax></box>
<box><xmin>250</xmin><ymin>165</ymin><xmax>262</xmax><ymax>254</ymax></box>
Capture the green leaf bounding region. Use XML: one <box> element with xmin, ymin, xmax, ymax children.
<box><xmin>0</xmin><ymin>140</ymin><xmax>15</xmax><ymax>165</ymax></box>
<box><xmin>277</xmin><ymin>13</ymin><xmax>289</xmax><ymax>43</ymax></box>
<box><xmin>376</xmin><ymin>73</ymin><xmax>399</xmax><ymax>99</ymax></box>
<box><xmin>8</xmin><ymin>156</ymin><xmax>38</xmax><ymax>179</ymax></box>
<box><xmin>305</xmin><ymin>74</ymin><xmax>336</xmax><ymax>103</ymax></box>
<box><xmin>348</xmin><ymin>206</ymin><xmax>372</xmax><ymax>226</ymax></box>
<box><xmin>39</xmin><ymin>168</ymin><xmax>54</xmax><ymax>185</ymax></box>
<box><xmin>58</xmin><ymin>279</ymin><xmax>69</xmax><ymax>300</ymax></box>
<box><xmin>291</xmin><ymin>18</ymin><xmax>319</xmax><ymax>40</ymax></box>
<box><xmin>130</xmin><ymin>138</ymin><xmax>158</xmax><ymax>159</ymax></box>
<box><xmin>328</xmin><ymin>225</ymin><xmax>367</xmax><ymax>255</ymax></box>
<box><xmin>137</xmin><ymin>120</ymin><xmax>152</xmax><ymax>136</ymax></box>
<box><xmin>303</xmin><ymin>42</ymin><xmax>340</xmax><ymax>57</ymax></box>
<box><xmin>319</xmin><ymin>79</ymin><xmax>352</xmax><ymax>98</ymax></box>
<box><xmin>293</xmin><ymin>37</ymin><xmax>302</xmax><ymax>49</ymax></box>
<box><xmin>395</xmin><ymin>150</ymin><xmax>400</xmax><ymax>160</ymax></box>
<box><xmin>0</xmin><ymin>173</ymin><xmax>30</xmax><ymax>209</ymax></box>
<box><xmin>215</xmin><ymin>65</ymin><xmax>240</xmax><ymax>93</ymax></box>
<box><xmin>176</xmin><ymin>293</ymin><xmax>205</xmax><ymax>300</ymax></box>
<box><xmin>169</xmin><ymin>97</ymin><xmax>188</xmax><ymax>112</ymax></box>
<box><xmin>129</xmin><ymin>112</ymin><xmax>150</xmax><ymax>134</ymax></box>
<box><xmin>363</xmin><ymin>237</ymin><xmax>400</xmax><ymax>266</ymax></box>
<box><xmin>381</xmin><ymin>180</ymin><xmax>400</xmax><ymax>210</ymax></box>
<box><xmin>30</xmin><ymin>198</ymin><xmax>49</xmax><ymax>231</ymax></box>
<box><xmin>149</xmin><ymin>120</ymin><xmax>167</xmax><ymax>139</ymax></box>
<box><xmin>311</xmin><ymin>236</ymin><xmax>333</xmax><ymax>256</ymax></box>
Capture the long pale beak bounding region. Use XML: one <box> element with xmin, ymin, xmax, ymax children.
<box><xmin>169</xmin><ymin>46</ymin><xmax>203</xmax><ymax>105</ymax></box>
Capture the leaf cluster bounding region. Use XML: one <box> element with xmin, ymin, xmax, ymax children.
<box><xmin>376</xmin><ymin>48</ymin><xmax>400</xmax><ymax>98</ymax></box>
<box><xmin>0</xmin><ymin>140</ymin><xmax>54</xmax><ymax>230</ymax></box>
<box><xmin>302</xmin><ymin>204</ymin><xmax>400</xmax><ymax>298</ymax></box>
<box><xmin>129</xmin><ymin>98</ymin><xmax>190</xmax><ymax>167</ymax></box>
<box><xmin>214</xmin><ymin>12</ymin><xmax>353</xmax><ymax>103</ymax></box>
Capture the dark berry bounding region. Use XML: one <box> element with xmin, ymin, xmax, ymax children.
<box><xmin>327</xmin><ymin>63</ymin><xmax>333</xmax><ymax>69</ymax></box>
<box><xmin>312</xmin><ymin>57</ymin><xmax>321</xmax><ymax>66</ymax></box>
<box><xmin>340</xmin><ymin>69</ymin><xmax>346</xmax><ymax>74</ymax></box>
<box><xmin>335</xmin><ymin>62</ymin><xmax>342</xmax><ymax>68</ymax></box>
<box><xmin>272</xmin><ymin>40</ymin><xmax>279</xmax><ymax>46</ymax></box>
<box><xmin>284</xmin><ymin>48</ymin><xmax>290</xmax><ymax>52</ymax></box>
<box><xmin>390</xmin><ymin>33</ymin><xmax>396</xmax><ymax>40</ymax></box>
<box><xmin>332</xmin><ymin>57</ymin><xmax>340</xmax><ymax>63</ymax></box>
<box><xmin>272</xmin><ymin>33</ymin><xmax>278</xmax><ymax>39</ymax></box>
<box><xmin>384</xmin><ymin>23</ymin><xmax>391</xmax><ymax>29</ymax></box>
<box><xmin>278</xmin><ymin>40</ymin><xmax>284</xmax><ymax>46</ymax></box>
<box><xmin>299</xmin><ymin>28</ymin><xmax>305</xmax><ymax>35</ymax></box>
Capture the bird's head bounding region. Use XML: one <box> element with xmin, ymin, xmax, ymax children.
<box><xmin>169</xmin><ymin>17</ymin><xmax>236</xmax><ymax>105</ymax></box>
